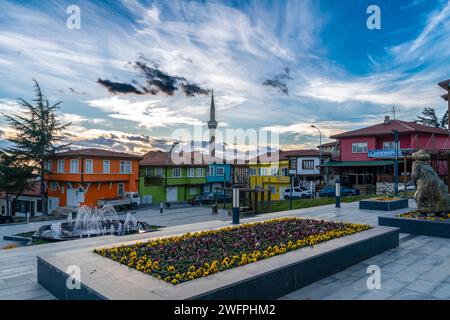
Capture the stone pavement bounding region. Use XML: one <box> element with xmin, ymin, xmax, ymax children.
<box><xmin>0</xmin><ymin>200</ymin><xmax>449</xmax><ymax>300</ymax></box>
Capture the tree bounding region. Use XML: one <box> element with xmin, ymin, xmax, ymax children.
<box><xmin>0</xmin><ymin>151</ymin><xmax>34</xmax><ymax>217</ymax></box>
<box><xmin>2</xmin><ymin>80</ymin><xmax>71</xmax><ymax>215</ymax></box>
<box><xmin>417</xmin><ymin>107</ymin><xmax>448</xmax><ymax>129</ymax></box>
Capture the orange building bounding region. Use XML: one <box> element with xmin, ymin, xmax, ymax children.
<box><xmin>45</xmin><ymin>149</ymin><xmax>142</xmax><ymax>208</ymax></box>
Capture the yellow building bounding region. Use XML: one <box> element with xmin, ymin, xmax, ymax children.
<box><xmin>249</xmin><ymin>152</ymin><xmax>290</xmax><ymax>201</ymax></box>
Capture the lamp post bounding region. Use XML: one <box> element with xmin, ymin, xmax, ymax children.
<box><xmin>335</xmin><ymin>176</ymin><xmax>341</xmax><ymax>208</ymax></box>
<box><xmin>392</xmin><ymin>130</ymin><xmax>399</xmax><ymax>196</ymax></box>
<box><xmin>232</xmin><ymin>187</ymin><xmax>240</xmax><ymax>224</ymax></box>
<box><xmin>311</xmin><ymin>125</ymin><xmax>322</xmax><ymax>177</ymax></box>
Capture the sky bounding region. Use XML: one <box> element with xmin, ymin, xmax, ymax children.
<box><xmin>0</xmin><ymin>0</ymin><xmax>449</xmax><ymax>155</ymax></box>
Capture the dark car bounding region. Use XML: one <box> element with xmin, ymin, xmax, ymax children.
<box><xmin>214</xmin><ymin>193</ymin><xmax>232</xmax><ymax>203</ymax></box>
<box><xmin>319</xmin><ymin>186</ymin><xmax>360</xmax><ymax>197</ymax></box>
<box><xmin>188</xmin><ymin>193</ymin><xmax>216</xmax><ymax>205</ymax></box>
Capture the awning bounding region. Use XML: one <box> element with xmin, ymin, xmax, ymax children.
<box><xmin>320</xmin><ymin>160</ymin><xmax>394</xmax><ymax>167</ymax></box>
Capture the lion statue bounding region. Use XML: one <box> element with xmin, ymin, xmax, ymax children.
<box><xmin>411</xmin><ymin>150</ymin><xmax>450</xmax><ymax>213</ymax></box>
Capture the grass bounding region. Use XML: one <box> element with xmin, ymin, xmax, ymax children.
<box><xmin>265</xmin><ymin>195</ymin><xmax>373</xmax><ymax>213</ymax></box>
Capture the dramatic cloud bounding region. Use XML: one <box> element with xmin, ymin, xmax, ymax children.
<box><xmin>263</xmin><ymin>68</ymin><xmax>293</xmax><ymax>95</ymax></box>
<box><xmin>98</xmin><ymin>56</ymin><xmax>209</xmax><ymax>97</ymax></box>
<box><xmin>97</xmin><ymin>79</ymin><xmax>142</xmax><ymax>95</ymax></box>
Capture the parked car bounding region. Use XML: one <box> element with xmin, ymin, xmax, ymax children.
<box><xmin>283</xmin><ymin>187</ymin><xmax>313</xmax><ymax>199</ymax></box>
<box><xmin>398</xmin><ymin>180</ymin><xmax>416</xmax><ymax>192</ymax></box>
<box><xmin>188</xmin><ymin>193</ymin><xmax>216</xmax><ymax>205</ymax></box>
<box><xmin>319</xmin><ymin>186</ymin><xmax>360</xmax><ymax>197</ymax></box>
<box><xmin>189</xmin><ymin>193</ymin><xmax>232</xmax><ymax>205</ymax></box>
<box><xmin>98</xmin><ymin>192</ymin><xmax>141</xmax><ymax>210</ymax></box>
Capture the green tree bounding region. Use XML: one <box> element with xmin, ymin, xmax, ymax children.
<box><xmin>417</xmin><ymin>107</ymin><xmax>448</xmax><ymax>129</ymax></box>
<box><xmin>2</xmin><ymin>80</ymin><xmax>71</xmax><ymax>215</ymax></box>
<box><xmin>0</xmin><ymin>151</ymin><xmax>34</xmax><ymax>217</ymax></box>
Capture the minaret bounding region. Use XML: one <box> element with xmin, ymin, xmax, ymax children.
<box><xmin>207</xmin><ymin>90</ymin><xmax>218</xmax><ymax>158</ymax></box>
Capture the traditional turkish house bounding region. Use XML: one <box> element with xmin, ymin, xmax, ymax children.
<box><xmin>139</xmin><ymin>150</ymin><xmax>207</xmax><ymax>204</ymax></box>
<box><xmin>323</xmin><ymin>115</ymin><xmax>450</xmax><ymax>194</ymax></box>
<box><xmin>283</xmin><ymin>149</ymin><xmax>331</xmax><ymax>186</ymax></box>
<box><xmin>45</xmin><ymin>149</ymin><xmax>141</xmax><ymax>210</ymax></box>
<box><xmin>0</xmin><ymin>181</ymin><xmax>44</xmax><ymax>217</ymax></box>
<box><xmin>205</xmin><ymin>160</ymin><xmax>249</xmax><ymax>195</ymax></box>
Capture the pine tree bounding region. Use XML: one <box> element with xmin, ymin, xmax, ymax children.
<box><xmin>0</xmin><ymin>151</ymin><xmax>34</xmax><ymax>217</ymax></box>
<box><xmin>2</xmin><ymin>80</ymin><xmax>71</xmax><ymax>215</ymax></box>
<box><xmin>417</xmin><ymin>107</ymin><xmax>448</xmax><ymax>129</ymax></box>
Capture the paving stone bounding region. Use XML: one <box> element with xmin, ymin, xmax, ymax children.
<box><xmin>390</xmin><ymin>289</ymin><xmax>431</xmax><ymax>300</ymax></box>
<box><xmin>430</xmin><ymin>283</ymin><xmax>450</xmax><ymax>299</ymax></box>
<box><xmin>406</xmin><ymin>279</ymin><xmax>441</xmax><ymax>295</ymax></box>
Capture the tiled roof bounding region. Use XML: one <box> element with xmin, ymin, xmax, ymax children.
<box><xmin>330</xmin><ymin>119</ymin><xmax>449</xmax><ymax>139</ymax></box>
<box><xmin>51</xmin><ymin>148</ymin><xmax>142</xmax><ymax>160</ymax></box>
<box><xmin>140</xmin><ymin>150</ymin><xmax>206</xmax><ymax>166</ymax></box>
<box><xmin>317</xmin><ymin>141</ymin><xmax>337</xmax><ymax>148</ymax></box>
<box><xmin>439</xmin><ymin>79</ymin><xmax>450</xmax><ymax>90</ymax></box>
<box><xmin>0</xmin><ymin>180</ymin><xmax>41</xmax><ymax>198</ymax></box>
<box><xmin>282</xmin><ymin>149</ymin><xmax>329</xmax><ymax>158</ymax></box>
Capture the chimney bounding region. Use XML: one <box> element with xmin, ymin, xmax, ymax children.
<box><xmin>384</xmin><ymin>116</ymin><xmax>390</xmax><ymax>124</ymax></box>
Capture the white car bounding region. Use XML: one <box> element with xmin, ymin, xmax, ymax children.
<box><xmin>283</xmin><ymin>187</ymin><xmax>313</xmax><ymax>199</ymax></box>
<box><xmin>398</xmin><ymin>181</ymin><xmax>416</xmax><ymax>192</ymax></box>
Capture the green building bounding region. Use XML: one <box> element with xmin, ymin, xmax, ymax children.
<box><xmin>139</xmin><ymin>151</ymin><xmax>206</xmax><ymax>204</ymax></box>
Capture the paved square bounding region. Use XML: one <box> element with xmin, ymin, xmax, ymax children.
<box><xmin>1</xmin><ymin>200</ymin><xmax>449</xmax><ymax>300</ymax></box>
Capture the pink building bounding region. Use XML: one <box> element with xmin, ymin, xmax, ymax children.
<box><xmin>323</xmin><ymin>116</ymin><xmax>450</xmax><ymax>194</ymax></box>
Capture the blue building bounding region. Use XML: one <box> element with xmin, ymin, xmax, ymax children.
<box><xmin>205</xmin><ymin>163</ymin><xmax>231</xmax><ymax>195</ymax></box>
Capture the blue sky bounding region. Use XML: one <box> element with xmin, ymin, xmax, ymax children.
<box><xmin>0</xmin><ymin>0</ymin><xmax>449</xmax><ymax>154</ymax></box>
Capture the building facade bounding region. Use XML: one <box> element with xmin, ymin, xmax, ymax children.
<box><xmin>45</xmin><ymin>149</ymin><xmax>141</xmax><ymax>208</ymax></box>
<box><xmin>325</xmin><ymin>116</ymin><xmax>450</xmax><ymax>194</ymax></box>
<box><xmin>249</xmin><ymin>152</ymin><xmax>290</xmax><ymax>200</ymax></box>
<box><xmin>139</xmin><ymin>151</ymin><xmax>206</xmax><ymax>204</ymax></box>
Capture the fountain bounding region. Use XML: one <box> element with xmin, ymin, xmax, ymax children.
<box><xmin>36</xmin><ymin>205</ymin><xmax>153</xmax><ymax>241</ymax></box>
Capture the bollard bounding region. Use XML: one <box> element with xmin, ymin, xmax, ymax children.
<box><xmin>335</xmin><ymin>178</ymin><xmax>341</xmax><ymax>208</ymax></box>
<box><xmin>232</xmin><ymin>187</ymin><xmax>240</xmax><ymax>224</ymax></box>
<box><xmin>160</xmin><ymin>201</ymin><xmax>163</xmax><ymax>214</ymax></box>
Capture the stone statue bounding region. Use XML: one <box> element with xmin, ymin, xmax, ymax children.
<box><xmin>411</xmin><ymin>150</ymin><xmax>450</xmax><ymax>213</ymax></box>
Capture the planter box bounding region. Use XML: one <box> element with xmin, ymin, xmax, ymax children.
<box><xmin>37</xmin><ymin>225</ymin><xmax>399</xmax><ymax>300</ymax></box>
<box><xmin>379</xmin><ymin>216</ymin><xmax>450</xmax><ymax>238</ymax></box>
<box><xmin>359</xmin><ymin>198</ymin><xmax>408</xmax><ymax>211</ymax></box>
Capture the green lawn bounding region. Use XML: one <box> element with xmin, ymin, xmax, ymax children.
<box><xmin>264</xmin><ymin>195</ymin><xmax>374</xmax><ymax>213</ymax></box>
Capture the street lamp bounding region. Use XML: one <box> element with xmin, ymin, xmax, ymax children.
<box><xmin>311</xmin><ymin>125</ymin><xmax>322</xmax><ymax>193</ymax></box>
<box><xmin>391</xmin><ymin>130</ymin><xmax>399</xmax><ymax>196</ymax></box>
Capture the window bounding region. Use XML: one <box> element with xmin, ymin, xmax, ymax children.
<box><xmin>208</xmin><ymin>166</ymin><xmax>215</xmax><ymax>176</ymax></box>
<box><xmin>57</xmin><ymin>160</ymin><xmax>65</xmax><ymax>173</ymax></box>
<box><xmin>120</xmin><ymin>161</ymin><xmax>131</xmax><ymax>174</ymax></box>
<box><xmin>281</xmin><ymin>168</ymin><xmax>289</xmax><ymax>176</ymax></box>
<box><xmin>51</xmin><ymin>182</ymin><xmax>58</xmax><ymax>192</ymax></box>
<box><xmin>45</xmin><ymin>160</ymin><xmax>52</xmax><ymax>171</ymax></box>
<box><xmin>302</xmin><ymin>160</ymin><xmax>315</xmax><ymax>170</ymax></box>
<box><xmin>103</xmin><ymin>160</ymin><xmax>110</xmax><ymax>174</ymax></box>
<box><xmin>155</xmin><ymin>167</ymin><xmax>163</xmax><ymax>177</ymax></box>
<box><xmin>249</xmin><ymin>168</ymin><xmax>257</xmax><ymax>176</ymax></box>
<box><xmin>145</xmin><ymin>168</ymin><xmax>152</xmax><ymax>177</ymax></box>
<box><xmin>190</xmin><ymin>187</ymin><xmax>197</xmax><ymax>195</ymax></box>
<box><xmin>270</xmin><ymin>168</ymin><xmax>278</xmax><ymax>176</ymax></box>
<box><xmin>289</xmin><ymin>159</ymin><xmax>297</xmax><ymax>170</ymax></box>
<box><xmin>259</xmin><ymin>168</ymin><xmax>268</xmax><ymax>176</ymax></box>
<box><xmin>187</xmin><ymin>168</ymin><xmax>195</xmax><ymax>177</ymax></box>
<box><xmin>352</xmin><ymin>142</ymin><xmax>368</xmax><ymax>153</ymax></box>
<box><xmin>70</xmin><ymin>159</ymin><xmax>79</xmax><ymax>173</ymax></box>
<box><xmin>383</xmin><ymin>141</ymin><xmax>399</xmax><ymax>150</ymax></box>
<box><xmin>173</xmin><ymin>168</ymin><xmax>181</xmax><ymax>177</ymax></box>
<box><xmin>118</xmin><ymin>183</ymin><xmax>125</xmax><ymax>196</ymax></box>
<box><xmin>196</xmin><ymin>168</ymin><xmax>203</xmax><ymax>177</ymax></box>
<box><xmin>216</xmin><ymin>167</ymin><xmax>224</xmax><ymax>176</ymax></box>
<box><xmin>85</xmin><ymin>159</ymin><xmax>93</xmax><ymax>174</ymax></box>
<box><xmin>270</xmin><ymin>186</ymin><xmax>276</xmax><ymax>194</ymax></box>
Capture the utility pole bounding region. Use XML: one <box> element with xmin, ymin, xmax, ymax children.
<box><xmin>392</xmin><ymin>130</ymin><xmax>399</xmax><ymax>196</ymax></box>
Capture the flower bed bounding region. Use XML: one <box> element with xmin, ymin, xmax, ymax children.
<box><xmin>399</xmin><ymin>211</ymin><xmax>450</xmax><ymax>221</ymax></box>
<box><xmin>370</xmin><ymin>197</ymin><xmax>401</xmax><ymax>202</ymax></box>
<box><xmin>94</xmin><ymin>218</ymin><xmax>370</xmax><ymax>285</ymax></box>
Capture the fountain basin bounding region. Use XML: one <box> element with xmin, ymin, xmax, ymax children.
<box><xmin>35</xmin><ymin>205</ymin><xmax>155</xmax><ymax>242</ymax></box>
<box><xmin>36</xmin><ymin>220</ymin><xmax>155</xmax><ymax>241</ymax></box>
